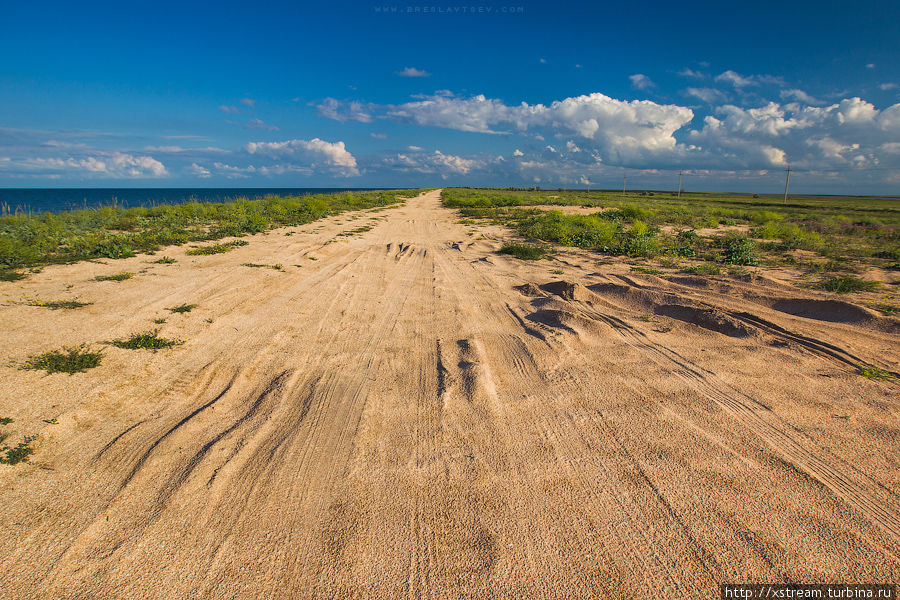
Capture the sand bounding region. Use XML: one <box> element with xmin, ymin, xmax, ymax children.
<box><xmin>1</xmin><ymin>189</ymin><xmax>898</xmax><ymax>598</ymax></box>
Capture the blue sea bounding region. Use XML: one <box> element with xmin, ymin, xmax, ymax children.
<box><xmin>0</xmin><ymin>188</ymin><xmax>387</xmax><ymax>215</ymax></box>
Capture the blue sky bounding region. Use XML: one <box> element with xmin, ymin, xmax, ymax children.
<box><xmin>1</xmin><ymin>0</ymin><xmax>899</xmax><ymax>193</ymax></box>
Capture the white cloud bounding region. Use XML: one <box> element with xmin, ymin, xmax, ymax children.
<box><xmin>244</xmin><ymin>119</ymin><xmax>279</xmax><ymax>131</ymax></box>
<box><xmin>385</xmin><ymin>92</ymin><xmax>694</xmax><ymax>166</ymax></box>
<box><xmin>219</xmin><ymin>105</ymin><xmax>239</xmax><ymax>114</ymax></box>
<box><xmin>880</xmin><ymin>83</ymin><xmax>898</xmax><ymax>91</ymax></box>
<box><xmin>629</xmin><ymin>74</ymin><xmax>655</xmax><ymax>90</ymax></box>
<box><xmin>382</xmin><ymin>149</ymin><xmax>483</xmax><ymax>177</ymax></box>
<box><xmin>539</xmin><ymin>58</ymin><xmax>547</xmax><ymax>64</ymax></box>
<box><xmin>5</xmin><ymin>152</ymin><xmax>168</xmax><ymax>178</ymax></box>
<box><xmin>867</xmin><ymin>63</ymin><xmax>876</xmax><ymax>69</ymax></box>
<box><xmin>317</xmin><ymin>98</ymin><xmax>373</xmax><ymax>123</ymax></box>
<box><xmin>188</xmin><ymin>163</ymin><xmax>211</xmax><ymax>178</ymax></box>
<box><xmin>245</xmin><ymin>138</ymin><xmax>359</xmax><ymax>175</ymax></box>
<box><xmin>684</xmin><ymin>87</ymin><xmax>728</xmax><ymax>104</ymax></box>
<box><xmin>715</xmin><ymin>70</ymin><xmax>757</xmax><ymax>88</ymax></box>
<box><xmin>677</xmin><ymin>68</ymin><xmax>705</xmax><ymax>79</ymax></box>
<box><xmin>396</xmin><ymin>67</ymin><xmax>430</xmax><ymax>77</ymax></box>
<box><xmin>512</xmin><ymin>148</ymin><xmax>524</xmax><ymax>157</ymax></box>
<box><xmin>370</xmin><ymin>132</ymin><xmax>387</xmax><ymax>139</ymax></box>
<box><xmin>780</xmin><ymin>88</ymin><xmax>824</xmax><ymax>105</ymax></box>
<box><xmin>240</xmin><ymin>98</ymin><xmax>255</xmax><ymax>107</ymax></box>
<box><xmin>408</xmin><ymin>145</ymin><xmax>424</xmax><ymax>151</ymax></box>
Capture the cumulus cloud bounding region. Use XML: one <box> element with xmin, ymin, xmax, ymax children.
<box><xmin>240</xmin><ymin>98</ymin><xmax>256</xmax><ymax>107</ymax></box>
<box><xmin>688</xmin><ymin>97</ymin><xmax>900</xmax><ymax>169</ymax></box>
<box><xmin>219</xmin><ymin>105</ymin><xmax>240</xmax><ymax>114</ymax></box>
<box><xmin>629</xmin><ymin>74</ymin><xmax>655</xmax><ymax>90</ymax></box>
<box><xmin>385</xmin><ymin>91</ymin><xmax>694</xmax><ymax>166</ymax></box>
<box><xmin>880</xmin><ymin>83</ymin><xmax>898</xmax><ymax>91</ymax></box>
<box><xmin>382</xmin><ymin>148</ymin><xmax>484</xmax><ymax>178</ymax></box>
<box><xmin>396</xmin><ymin>67</ymin><xmax>430</xmax><ymax>77</ymax></box>
<box><xmin>245</xmin><ymin>138</ymin><xmax>359</xmax><ymax>175</ymax></box>
<box><xmin>317</xmin><ymin>98</ymin><xmax>373</xmax><ymax>123</ymax></box>
<box><xmin>512</xmin><ymin>148</ymin><xmax>524</xmax><ymax>157</ymax></box>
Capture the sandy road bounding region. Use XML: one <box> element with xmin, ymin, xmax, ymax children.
<box><xmin>1</xmin><ymin>190</ymin><xmax>899</xmax><ymax>598</ymax></box>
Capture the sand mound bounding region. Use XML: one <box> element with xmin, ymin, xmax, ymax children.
<box><xmin>654</xmin><ymin>304</ymin><xmax>757</xmax><ymax>338</ymax></box>
<box><xmin>772</xmin><ymin>298</ymin><xmax>876</xmax><ymax>324</ymax></box>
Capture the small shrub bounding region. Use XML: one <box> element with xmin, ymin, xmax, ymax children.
<box><xmin>94</xmin><ymin>272</ymin><xmax>134</xmax><ymax>282</ymax></box>
<box><xmin>21</xmin><ymin>346</ymin><xmax>102</xmax><ymax>375</ymax></box>
<box><xmin>108</xmin><ymin>330</ymin><xmax>181</xmax><ymax>351</ymax></box>
<box><xmin>857</xmin><ymin>365</ymin><xmax>895</xmax><ymax>380</ymax></box>
<box><xmin>0</xmin><ymin>418</ymin><xmax>12</xmax><ymax>426</ymax></box>
<box><xmin>820</xmin><ymin>275</ymin><xmax>878</xmax><ymax>293</ymax></box>
<box><xmin>153</xmin><ymin>318</ymin><xmax>166</xmax><ymax>324</ymax></box>
<box><xmin>186</xmin><ymin>241</ymin><xmax>246</xmax><ymax>256</ymax></box>
<box><xmin>497</xmin><ymin>243</ymin><xmax>551</xmax><ymax>260</ymax></box>
<box><xmin>153</xmin><ymin>256</ymin><xmax>177</xmax><ymax>264</ymax></box>
<box><xmin>722</xmin><ymin>235</ymin><xmax>757</xmax><ymax>266</ymax></box>
<box><xmin>167</xmin><ymin>303</ymin><xmax>197</xmax><ymax>313</ymax></box>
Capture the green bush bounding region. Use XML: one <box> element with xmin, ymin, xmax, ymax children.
<box><xmin>21</xmin><ymin>346</ymin><xmax>102</xmax><ymax>374</ymax></box>
<box><xmin>722</xmin><ymin>235</ymin><xmax>757</xmax><ymax>265</ymax></box>
<box><xmin>820</xmin><ymin>275</ymin><xmax>878</xmax><ymax>293</ymax></box>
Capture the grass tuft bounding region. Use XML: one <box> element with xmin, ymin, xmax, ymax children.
<box><xmin>857</xmin><ymin>364</ymin><xmax>895</xmax><ymax>380</ymax></box>
<box><xmin>820</xmin><ymin>275</ymin><xmax>879</xmax><ymax>294</ymax></box>
<box><xmin>108</xmin><ymin>329</ymin><xmax>181</xmax><ymax>351</ymax></box>
<box><xmin>21</xmin><ymin>346</ymin><xmax>102</xmax><ymax>375</ymax></box>
<box><xmin>497</xmin><ymin>242</ymin><xmax>551</xmax><ymax>260</ymax></box>
<box><xmin>94</xmin><ymin>272</ymin><xmax>134</xmax><ymax>282</ymax></box>
<box><xmin>167</xmin><ymin>303</ymin><xmax>197</xmax><ymax>313</ymax></box>
<box><xmin>0</xmin><ymin>270</ymin><xmax>26</xmax><ymax>282</ymax></box>
<box><xmin>26</xmin><ymin>299</ymin><xmax>92</xmax><ymax>310</ymax></box>
<box><xmin>153</xmin><ymin>256</ymin><xmax>177</xmax><ymax>264</ymax></box>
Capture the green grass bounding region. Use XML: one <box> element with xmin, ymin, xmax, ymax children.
<box><xmin>0</xmin><ymin>435</ymin><xmax>37</xmax><ymax>465</ymax></box>
<box><xmin>25</xmin><ymin>298</ymin><xmax>92</xmax><ymax>310</ymax></box>
<box><xmin>167</xmin><ymin>303</ymin><xmax>197</xmax><ymax>313</ymax></box>
<box><xmin>242</xmin><ymin>263</ymin><xmax>283</xmax><ymax>270</ymax></box>
<box><xmin>857</xmin><ymin>364</ymin><xmax>895</xmax><ymax>380</ymax></box>
<box><xmin>186</xmin><ymin>243</ymin><xmax>238</xmax><ymax>255</ymax></box>
<box><xmin>0</xmin><ymin>270</ymin><xmax>26</xmax><ymax>282</ymax></box>
<box><xmin>496</xmin><ymin>242</ymin><xmax>551</xmax><ymax>260</ymax></box>
<box><xmin>820</xmin><ymin>275</ymin><xmax>879</xmax><ymax>293</ymax></box>
<box><xmin>21</xmin><ymin>346</ymin><xmax>103</xmax><ymax>375</ymax></box>
<box><xmin>0</xmin><ymin>418</ymin><xmax>12</xmax><ymax>426</ymax></box>
<box><xmin>94</xmin><ymin>272</ymin><xmax>134</xmax><ymax>282</ymax></box>
<box><xmin>153</xmin><ymin>317</ymin><xmax>166</xmax><ymax>324</ymax></box>
<box><xmin>441</xmin><ymin>188</ymin><xmax>899</xmax><ymax>274</ymax></box>
<box><xmin>682</xmin><ymin>263</ymin><xmax>722</xmax><ymax>276</ymax></box>
<box><xmin>0</xmin><ymin>190</ymin><xmax>415</xmax><ymax>271</ymax></box>
<box><xmin>338</xmin><ymin>224</ymin><xmax>374</xmax><ymax>236</ymax></box>
<box><xmin>153</xmin><ymin>256</ymin><xmax>177</xmax><ymax>264</ymax></box>
<box><xmin>108</xmin><ymin>329</ymin><xmax>181</xmax><ymax>351</ymax></box>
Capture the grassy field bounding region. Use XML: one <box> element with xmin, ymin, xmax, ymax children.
<box><xmin>0</xmin><ymin>190</ymin><xmax>416</xmax><ymax>279</ymax></box>
<box><xmin>444</xmin><ymin>188</ymin><xmax>899</xmax><ymax>294</ymax></box>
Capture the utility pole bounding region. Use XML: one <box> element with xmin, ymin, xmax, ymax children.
<box><xmin>623</xmin><ymin>173</ymin><xmax>627</xmax><ymax>195</ymax></box>
<box><xmin>677</xmin><ymin>170</ymin><xmax>683</xmax><ymax>198</ymax></box>
<box><xmin>783</xmin><ymin>167</ymin><xmax>792</xmax><ymax>204</ymax></box>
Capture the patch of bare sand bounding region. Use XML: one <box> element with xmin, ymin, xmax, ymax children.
<box><xmin>0</xmin><ymin>190</ymin><xmax>898</xmax><ymax>599</ymax></box>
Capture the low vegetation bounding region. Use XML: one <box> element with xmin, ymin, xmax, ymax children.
<box><xmin>108</xmin><ymin>330</ymin><xmax>181</xmax><ymax>351</ymax></box>
<box><xmin>185</xmin><ymin>240</ymin><xmax>247</xmax><ymax>255</ymax></box>
<box><xmin>820</xmin><ymin>275</ymin><xmax>879</xmax><ymax>294</ymax></box>
<box><xmin>24</xmin><ymin>298</ymin><xmax>92</xmax><ymax>310</ymax></box>
<box><xmin>496</xmin><ymin>242</ymin><xmax>552</xmax><ymax>260</ymax></box>
<box><xmin>858</xmin><ymin>364</ymin><xmax>896</xmax><ymax>380</ymax></box>
<box><xmin>0</xmin><ymin>190</ymin><xmax>414</xmax><ymax>274</ymax></box>
<box><xmin>21</xmin><ymin>346</ymin><xmax>103</xmax><ymax>375</ymax></box>
<box><xmin>94</xmin><ymin>272</ymin><xmax>134</xmax><ymax>282</ymax></box>
<box><xmin>167</xmin><ymin>303</ymin><xmax>197</xmax><ymax>313</ymax></box>
<box><xmin>153</xmin><ymin>256</ymin><xmax>177</xmax><ymax>264</ymax></box>
<box><xmin>443</xmin><ymin>188</ymin><xmax>898</xmax><ymax>288</ymax></box>
<box><xmin>0</xmin><ymin>435</ymin><xmax>37</xmax><ymax>465</ymax></box>
<box><xmin>242</xmin><ymin>263</ymin><xmax>283</xmax><ymax>270</ymax></box>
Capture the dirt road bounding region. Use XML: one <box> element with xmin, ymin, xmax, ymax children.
<box><xmin>1</xmin><ymin>190</ymin><xmax>899</xmax><ymax>598</ymax></box>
